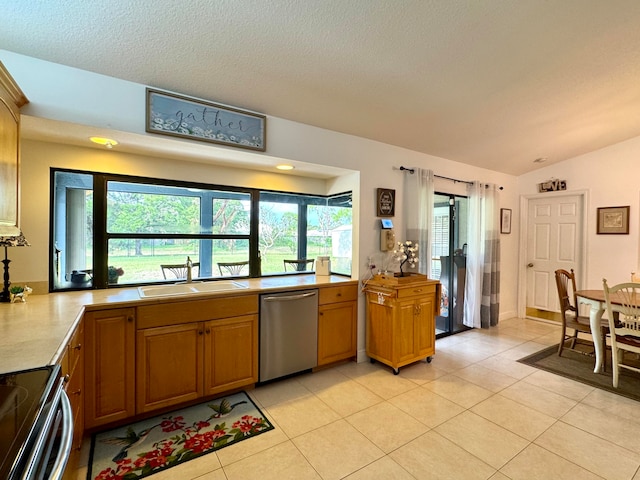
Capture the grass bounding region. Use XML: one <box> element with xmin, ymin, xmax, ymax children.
<box><xmin>108</xmin><ymin>246</ymin><xmax>345</xmax><ymax>284</ymax></box>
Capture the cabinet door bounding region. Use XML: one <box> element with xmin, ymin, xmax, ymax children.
<box><xmin>85</xmin><ymin>308</ymin><xmax>135</xmax><ymax>428</ymax></box>
<box><xmin>318</xmin><ymin>301</ymin><xmax>357</xmax><ymax>365</ymax></box>
<box><xmin>395</xmin><ymin>300</ymin><xmax>418</xmax><ymax>364</ymax></box>
<box><xmin>203</xmin><ymin>314</ymin><xmax>258</xmax><ymax>396</ymax></box>
<box><xmin>136</xmin><ymin>323</ymin><xmax>204</xmax><ymax>413</ymax></box>
<box><xmin>415</xmin><ymin>295</ymin><xmax>436</xmax><ymax>357</ymax></box>
<box><xmin>366</xmin><ymin>296</ymin><xmax>393</xmax><ymax>362</ymax></box>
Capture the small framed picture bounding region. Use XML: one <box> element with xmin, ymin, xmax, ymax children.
<box><xmin>597</xmin><ymin>206</ymin><xmax>630</xmax><ymax>234</ymax></box>
<box><xmin>500</xmin><ymin>208</ymin><xmax>512</xmax><ymax>234</ymax></box>
<box><xmin>376</xmin><ymin>188</ymin><xmax>395</xmax><ymax>217</ymax></box>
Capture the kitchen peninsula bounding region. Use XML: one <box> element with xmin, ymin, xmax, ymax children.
<box><xmin>0</xmin><ymin>274</ymin><xmax>357</xmax><ymax>375</ymax></box>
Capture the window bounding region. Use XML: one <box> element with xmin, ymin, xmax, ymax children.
<box><xmin>258</xmin><ymin>191</ymin><xmax>352</xmax><ymax>276</ymax></box>
<box><xmin>51</xmin><ymin>169</ymin><xmax>352</xmax><ymax>290</ymax></box>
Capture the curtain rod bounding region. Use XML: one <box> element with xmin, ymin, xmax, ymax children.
<box><xmin>399</xmin><ymin>166</ymin><xmax>503</xmax><ymax>190</ymax></box>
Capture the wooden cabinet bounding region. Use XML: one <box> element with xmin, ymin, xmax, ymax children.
<box><xmin>0</xmin><ymin>61</ymin><xmax>28</xmax><ymax>237</ymax></box>
<box><xmin>318</xmin><ymin>284</ymin><xmax>358</xmax><ymax>365</ymax></box>
<box><xmin>84</xmin><ymin>307</ymin><xmax>136</xmax><ymax>428</ymax></box>
<box><xmin>58</xmin><ymin>320</ymin><xmax>84</xmax><ymax>479</ymax></box>
<box><xmin>136</xmin><ymin>295</ymin><xmax>258</xmax><ymax>413</ymax></box>
<box><xmin>203</xmin><ymin>315</ymin><xmax>258</xmax><ymax>396</ymax></box>
<box><xmin>136</xmin><ymin>322</ymin><xmax>203</xmax><ymax>413</ymax></box>
<box><xmin>364</xmin><ymin>275</ymin><xmax>440</xmax><ymax>374</ymax></box>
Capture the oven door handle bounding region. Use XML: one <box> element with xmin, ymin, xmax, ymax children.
<box><xmin>20</xmin><ymin>378</ymin><xmax>73</xmax><ymax>480</ymax></box>
<box><xmin>48</xmin><ymin>389</ymin><xmax>74</xmax><ymax>480</ymax></box>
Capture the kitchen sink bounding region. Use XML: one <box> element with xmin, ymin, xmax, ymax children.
<box><xmin>138</xmin><ymin>281</ymin><xmax>248</xmax><ymax>298</ymax></box>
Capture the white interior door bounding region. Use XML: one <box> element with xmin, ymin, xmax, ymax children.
<box><xmin>526</xmin><ymin>194</ymin><xmax>583</xmax><ymax>314</ymax></box>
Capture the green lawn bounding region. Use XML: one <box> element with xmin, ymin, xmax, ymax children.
<box><xmin>109</xmin><ymin>245</ymin><xmax>341</xmax><ymax>284</ymax></box>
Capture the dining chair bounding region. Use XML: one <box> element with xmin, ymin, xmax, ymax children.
<box><xmin>161</xmin><ymin>262</ymin><xmax>199</xmax><ymax>279</ymax></box>
<box><xmin>602</xmin><ymin>279</ymin><xmax>640</xmax><ymax>388</ymax></box>
<box><xmin>283</xmin><ymin>258</ymin><xmax>314</xmax><ymax>272</ymax></box>
<box><xmin>217</xmin><ymin>261</ymin><xmax>249</xmax><ymax>276</ymax></box>
<box><xmin>555</xmin><ymin>269</ymin><xmax>608</xmax><ymax>366</ymax></box>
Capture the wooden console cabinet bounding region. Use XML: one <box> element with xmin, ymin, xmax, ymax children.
<box><xmin>364</xmin><ymin>274</ymin><xmax>440</xmax><ymax>374</ymax></box>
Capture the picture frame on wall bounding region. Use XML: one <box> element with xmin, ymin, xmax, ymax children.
<box><xmin>500</xmin><ymin>208</ymin><xmax>512</xmax><ymax>234</ymax></box>
<box><xmin>146</xmin><ymin>88</ymin><xmax>266</xmax><ymax>151</ymax></box>
<box><xmin>597</xmin><ymin>206</ymin><xmax>630</xmax><ymax>234</ymax></box>
<box><xmin>376</xmin><ymin>188</ymin><xmax>395</xmax><ymax>217</ymax></box>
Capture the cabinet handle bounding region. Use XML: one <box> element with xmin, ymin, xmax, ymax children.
<box><xmin>73</xmin><ymin>343</ymin><xmax>82</xmax><ymax>350</ymax></box>
<box><xmin>337</xmin><ymin>292</ymin><xmax>342</xmax><ymax>297</ymax></box>
<box><xmin>205</xmin><ymin>328</ymin><xmax>211</xmax><ymax>334</ymax></box>
<box><xmin>127</xmin><ymin>316</ymin><xmax>134</xmax><ymax>323</ymax></box>
<box><xmin>198</xmin><ymin>330</ymin><xmax>203</xmax><ymax>335</ymax></box>
<box><xmin>413</xmin><ymin>289</ymin><xmax>423</xmax><ymax>293</ymax></box>
<box><xmin>72</xmin><ymin>389</ymin><xmax>81</xmax><ymax>396</ymax></box>
<box><xmin>63</xmin><ymin>374</ymin><xmax>70</xmax><ymax>383</ymax></box>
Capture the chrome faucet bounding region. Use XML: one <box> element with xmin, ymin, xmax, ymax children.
<box><xmin>185</xmin><ymin>256</ymin><xmax>193</xmax><ymax>283</ymax></box>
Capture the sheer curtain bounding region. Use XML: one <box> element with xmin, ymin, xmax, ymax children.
<box><xmin>403</xmin><ymin>168</ymin><xmax>434</xmax><ymax>276</ymax></box>
<box><xmin>464</xmin><ymin>182</ymin><xmax>501</xmax><ymax>328</ymax></box>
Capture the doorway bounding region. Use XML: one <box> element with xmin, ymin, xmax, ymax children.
<box><xmin>520</xmin><ymin>191</ymin><xmax>587</xmax><ymax>321</ymax></box>
<box><xmin>432</xmin><ymin>193</ymin><xmax>469</xmax><ymax>337</ymax></box>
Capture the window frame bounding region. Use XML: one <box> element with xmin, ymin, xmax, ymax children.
<box><xmin>50</xmin><ymin>168</ymin><xmax>351</xmax><ymax>291</ymax></box>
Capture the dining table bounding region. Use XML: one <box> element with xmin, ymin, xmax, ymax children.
<box><xmin>575</xmin><ymin>288</ymin><xmax>640</xmax><ymax>374</ymax></box>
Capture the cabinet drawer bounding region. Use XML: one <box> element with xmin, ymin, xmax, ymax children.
<box><xmin>138</xmin><ymin>294</ymin><xmax>259</xmax><ymax>329</ymax></box>
<box><xmin>319</xmin><ymin>285</ymin><xmax>358</xmax><ymax>305</ymax></box>
<box><xmin>65</xmin><ymin>363</ymin><xmax>83</xmax><ymax>412</ymax></box>
<box><xmin>67</xmin><ymin>322</ymin><xmax>84</xmax><ymax>375</ymax></box>
<box><xmin>396</xmin><ymin>283</ymin><xmax>437</xmax><ymax>299</ymax></box>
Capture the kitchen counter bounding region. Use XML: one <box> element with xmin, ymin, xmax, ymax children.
<box><xmin>0</xmin><ymin>274</ymin><xmax>356</xmax><ymax>375</ymax></box>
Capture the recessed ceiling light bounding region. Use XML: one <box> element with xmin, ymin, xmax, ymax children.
<box><xmin>276</xmin><ymin>164</ymin><xmax>294</xmax><ymax>171</ymax></box>
<box><xmin>90</xmin><ymin>136</ymin><xmax>118</xmax><ymax>149</ymax></box>
<box><xmin>533</xmin><ymin>157</ymin><xmax>547</xmax><ymax>163</ymax></box>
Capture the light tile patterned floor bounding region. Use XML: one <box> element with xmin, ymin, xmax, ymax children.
<box><xmin>75</xmin><ymin>317</ymin><xmax>640</xmax><ymax>479</ymax></box>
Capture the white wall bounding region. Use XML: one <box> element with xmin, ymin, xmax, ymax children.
<box><xmin>517</xmin><ymin>135</ymin><xmax>640</xmax><ymax>289</ymax></box>
<box><xmin>3</xmin><ymin>50</ymin><xmax>520</xmax><ymax>361</ymax></box>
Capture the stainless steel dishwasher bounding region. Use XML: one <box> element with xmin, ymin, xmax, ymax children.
<box><xmin>260</xmin><ymin>289</ymin><xmax>318</xmax><ymax>382</ymax></box>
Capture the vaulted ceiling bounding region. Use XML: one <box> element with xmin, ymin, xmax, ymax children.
<box><xmin>3</xmin><ymin>1</ymin><xmax>640</xmax><ymax>175</ymax></box>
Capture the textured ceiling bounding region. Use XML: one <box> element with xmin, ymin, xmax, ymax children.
<box><xmin>3</xmin><ymin>0</ymin><xmax>640</xmax><ymax>175</ymax></box>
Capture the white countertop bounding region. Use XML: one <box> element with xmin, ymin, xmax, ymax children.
<box><xmin>0</xmin><ymin>274</ymin><xmax>356</xmax><ymax>375</ymax></box>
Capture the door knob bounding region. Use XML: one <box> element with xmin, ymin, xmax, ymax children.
<box><xmin>527</xmin><ymin>263</ymin><xmax>534</xmax><ymax>268</ymax></box>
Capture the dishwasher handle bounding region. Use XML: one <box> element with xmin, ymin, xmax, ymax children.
<box><xmin>262</xmin><ymin>291</ymin><xmax>316</xmax><ymax>302</ymax></box>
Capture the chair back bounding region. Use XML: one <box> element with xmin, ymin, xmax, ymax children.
<box><xmin>602</xmin><ymin>279</ymin><xmax>640</xmax><ymax>335</ymax></box>
<box><xmin>161</xmin><ymin>262</ymin><xmax>199</xmax><ymax>279</ymax></box>
<box><xmin>555</xmin><ymin>269</ymin><xmax>578</xmax><ymax>319</ymax></box>
<box><xmin>218</xmin><ymin>261</ymin><xmax>249</xmax><ymax>276</ymax></box>
<box><xmin>283</xmin><ymin>259</ymin><xmax>314</xmax><ymax>272</ymax></box>
<box><xmin>602</xmin><ymin>279</ymin><xmax>640</xmax><ymax>387</ymax></box>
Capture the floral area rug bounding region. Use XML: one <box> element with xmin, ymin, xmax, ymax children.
<box><xmin>88</xmin><ymin>391</ymin><xmax>274</xmax><ymax>479</ymax></box>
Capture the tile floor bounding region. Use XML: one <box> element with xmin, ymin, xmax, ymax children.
<box><xmin>75</xmin><ymin>317</ymin><xmax>640</xmax><ymax>480</ymax></box>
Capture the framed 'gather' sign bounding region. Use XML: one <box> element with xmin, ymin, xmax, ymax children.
<box><xmin>146</xmin><ymin>88</ymin><xmax>266</xmax><ymax>151</ymax></box>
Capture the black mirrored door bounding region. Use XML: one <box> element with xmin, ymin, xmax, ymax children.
<box><xmin>432</xmin><ymin>193</ymin><xmax>469</xmax><ymax>337</ymax></box>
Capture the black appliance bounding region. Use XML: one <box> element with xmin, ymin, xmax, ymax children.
<box><xmin>0</xmin><ymin>365</ymin><xmax>73</xmax><ymax>480</ymax></box>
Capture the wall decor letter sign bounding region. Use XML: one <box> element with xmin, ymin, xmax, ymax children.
<box><xmin>538</xmin><ymin>179</ymin><xmax>567</xmax><ymax>193</ymax></box>
<box><xmin>377</xmin><ymin>188</ymin><xmax>395</xmax><ymax>217</ymax></box>
<box><xmin>146</xmin><ymin>88</ymin><xmax>266</xmax><ymax>151</ymax></box>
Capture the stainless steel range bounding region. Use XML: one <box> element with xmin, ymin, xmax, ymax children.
<box><xmin>0</xmin><ymin>365</ymin><xmax>73</xmax><ymax>480</ymax></box>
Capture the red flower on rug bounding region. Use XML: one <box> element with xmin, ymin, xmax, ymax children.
<box><xmin>160</xmin><ymin>416</ymin><xmax>185</xmax><ymax>432</ymax></box>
